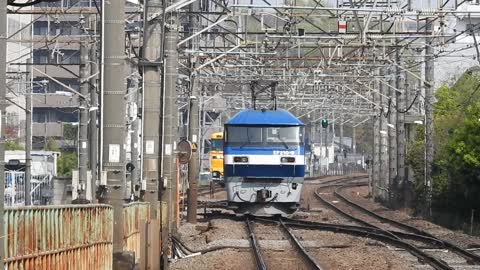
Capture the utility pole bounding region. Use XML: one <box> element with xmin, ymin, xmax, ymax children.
<box><xmin>102</xmin><ymin>0</ymin><xmax>127</xmax><ymax>258</ymax></box>
<box><xmin>396</xmin><ymin>46</ymin><xmax>406</xmax><ymax>208</ymax></box>
<box><xmin>187</xmin><ymin>0</ymin><xmax>201</xmax><ymax>223</ymax></box>
<box><xmin>0</xmin><ymin>0</ymin><xmax>6</xmax><ymax>267</ymax></box>
<box><xmin>90</xmin><ymin>43</ymin><xmax>98</xmax><ymax>202</ymax></box>
<box><xmin>25</xmin><ymin>58</ymin><xmax>32</xmax><ymax>205</ymax></box>
<box><xmin>339</xmin><ymin>115</ymin><xmax>344</xmax><ymax>174</ymax></box>
<box><xmin>388</xmin><ymin>66</ymin><xmax>397</xmax><ymax>206</ymax></box>
<box><xmin>142</xmin><ymin>0</ymin><xmax>163</xmax><ymax>218</ymax></box>
<box><xmin>425</xmin><ymin>19</ymin><xmax>435</xmax><ymax>216</ymax></box>
<box><xmin>163</xmin><ymin>14</ymin><xmax>179</xmax><ymax>232</ymax></box>
<box><xmin>76</xmin><ymin>42</ymin><xmax>90</xmax><ymax>203</ymax></box>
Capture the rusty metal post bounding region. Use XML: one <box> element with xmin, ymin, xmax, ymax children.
<box><xmin>0</xmin><ymin>0</ymin><xmax>6</xmax><ymax>267</ymax></box>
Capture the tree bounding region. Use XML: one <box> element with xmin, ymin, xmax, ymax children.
<box><xmin>407</xmin><ymin>70</ymin><xmax>480</xmax><ymax>214</ymax></box>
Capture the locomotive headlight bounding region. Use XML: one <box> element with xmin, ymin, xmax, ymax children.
<box><xmin>234</xmin><ymin>156</ymin><xmax>248</xmax><ymax>163</ymax></box>
<box><xmin>281</xmin><ymin>157</ymin><xmax>295</xmax><ymax>163</ymax></box>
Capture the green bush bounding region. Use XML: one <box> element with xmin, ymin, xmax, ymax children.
<box><xmin>57</xmin><ymin>152</ymin><xmax>78</xmax><ymax>177</ymax></box>
<box><xmin>5</xmin><ymin>140</ymin><xmax>24</xmax><ymax>150</ymax></box>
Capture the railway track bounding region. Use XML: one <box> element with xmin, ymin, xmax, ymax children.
<box><xmin>315</xmin><ymin>177</ymin><xmax>480</xmax><ymax>269</ymax></box>
<box><xmin>244</xmin><ymin>215</ymin><xmax>323</xmax><ymax>270</ymax></box>
<box><xmin>196</xmin><ymin>175</ymin><xmax>480</xmax><ymax>269</ymax></box>
<box><xmin>205</xmin><ymin>211</ymin><xmax>458</xmax><ymax>270</ymax></box>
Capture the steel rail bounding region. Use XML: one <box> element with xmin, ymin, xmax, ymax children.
<box><xmin>278</xmin><ymin>218</ymin><xmax>323</xmax><ymax>270</ymax></box>
<box><xmin>314</xmin><ymin>187</ymin><xmax>455</xmax><ymax>270</ymax></box>
<box><xmin>314</xmin><ymin>185</ymin><xmax>402</xmax><ymax>240</ymax></box>
<box><xmin>203</xmin><ymin>212</ymin><xmax>454</xmax><ymax>270</ymax></box>
<box><xmin>278</xmin><ymin>219</ymin><xmax>454</xmax><ymax>270</ymax></box>
<box><xmin>245</xmin><ymin>217</ymin><xmax>268</xmax><ymax>270</ymax></box>
<box><xmin>333</xmin><ymin>186</ymin><xmax>480</xmax><ymax>264</ymax></box>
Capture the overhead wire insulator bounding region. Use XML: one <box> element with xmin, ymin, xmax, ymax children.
<box><xmin>385</xmin><ymin>7</ymin><xmax>401</xmax><ymax>16</ymax></box>
<box><xmin>419</xmin><ymin>8</ymin><xmax>436</xmax><ymax>16</ymax></box>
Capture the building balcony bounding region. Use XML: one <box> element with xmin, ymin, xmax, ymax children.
<box><xmin>33</xmin><ymin>93</ymin><xmax>79</xmax><ymax>108</ymax></box>
<box><xmin>32</xmin><ymin>122</ymin><xmax>64</xmax><ymax>137</ymax></box>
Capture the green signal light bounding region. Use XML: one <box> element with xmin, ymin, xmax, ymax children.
<box><xmin>321</xmin><ymin>119</ymin><xmax>328</xmax><ymax>128</ymax></box>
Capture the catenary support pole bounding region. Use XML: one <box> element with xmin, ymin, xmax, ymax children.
<box><xmin>388</xmin><ymin>66</ymin><xmax>397</xmax><ymax>206</ymax></box>
<box><xmin>319</xmin><ymin>119</ymin><xmax>323</xmax><ymax>176</ymax></box>
<box><xmin>326</xmin><ymin>123</ymin><xmax>330</xmax><ymax>174</ymax></box>
<box><xmin>163</xmin><ymin>13</ymin><xmax>179</xmax><ymax>233</ymax></box>
<box><xmin>352</xmin><ymin>127</ymin><xmax>356</xmax><ymax>154</ymax></box>
<box><xmin>143</xmin><ymin>0</ymin><xmax>163</xmax><ymax>218</ymax></box>
<box><xmin>25</xmin><ymin>58</ymin><xmax>32</xmax><ymax>205</ymax></box>
<box><xmin>309</xmin><ymin>115</ymin><xmax>315</xmax><ymax>177</ymax></box>
<box><xmin>131</xmin><ymin>82</ymin><xmax>141</xmax><ymax>199</ymax></box>
<box><xmin>373</xmin><ymin>81</ymin><xmax>380</xmax><ymax>199</ymax></box>
<box><xmin>396</xmin><ymin>46</ymin><xmax>406</xmax><ymax>208</ymax></box>
<box><xmin>0</xmin><ymin>0</ymin><xmax>5</xmax><ymax>267</ymax></box>
<box><xmin>187</xmin><ymin>81</ymin><xmax>200</xmax><ymax>223</ymax></box>
<box><xmin>425</xmin><ymin>19</ymin><xmax>435</xmax><ymax>216</ymax></box>
<box><xmin>187</xmin><ymin>0</ymin><xmax>201</xmax><ymax>223</ymax></box>
<box><xmin>102</xmin><ymin>0</ymin><xmax>127</xmax><ymax>257</ymax></box>
<box><xmin>379</xmin><ymin>67</ymin><xmax>388</xmax><ymax>201</ymax></box>
<box><xmin>89</xmin><ymin>43</ymin><xmax>98</xmax><ymax>202</ymax></box>
<box><xmin>339</xmin><ymin>115</ymin><xmax>344</xmax><ymax>175</ymax></box>
<box><xmin>76</xmin><ymin>42</ymin><xmax>90</xmax><ymax>203</ymax></box>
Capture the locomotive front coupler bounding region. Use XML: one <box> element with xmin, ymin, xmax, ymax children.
<box><xmin>256</xmin><ymin>189</ymin><xmax>272</xmax><ymax>202</ymax></box>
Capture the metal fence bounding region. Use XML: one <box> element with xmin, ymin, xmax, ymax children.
<box><xmin>123</xmin><ymin>202</ymin><xmax>150</xmax><ymax>262</ymax></box>
<box><xmin>4</xmin><ymin>204</ymin><xmax>113</xmax><ymax>270</ymax></box>
<box><xmin>4</xmin><ymin>171</ymin><xmax>53</xmax><ymax>206</ymax></box>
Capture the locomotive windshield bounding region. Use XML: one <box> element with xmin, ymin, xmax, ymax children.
<box><xmin>225</xmin><ymin>126</ymin><xmax>304</xmax><ymax>147</ymax></box>
<box><xmin>211</xmin><ymin>138</ymin><xmax>224</xmax><ymax>151</ymax></box>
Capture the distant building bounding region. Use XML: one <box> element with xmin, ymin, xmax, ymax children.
<box><xmin>436</xmin><ymin>3</ymin><xmax>480</xmax><ymax>87</ymax></box>
<box><xmin>6</xmin><ymin>8</ymin><xmax>32</xmax><ymax>142</ymax></box>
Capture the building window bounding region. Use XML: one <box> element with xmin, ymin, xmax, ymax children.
<box><xmin>33</xmin><ymin>50</ymin><xmax>50</xmax><ymax>64</ymax></box>
<box><xmin>65</xmin><ymin>0</ymin><xmax>94</xmax><ymax>8</ymax></box>
<box><xmin>34</xmin><ymin>77</ymin><xmax>79</xmax><ymax>93</ymax></box>
<box><xmin>50</xmin><ymin>21</ymin><xmax>82</xmax><ymax>36</ymax></box>
<box><xmin>38</xmin><ymin>1</ymin><xmax>62</xmax><ymax>7</ymax></box>
<box><xmin>34</xmin><ymin>21</ymin><xmax>48</xmax><ymax>36</ymax></box>
<box><xmin>33</xmin><ymin>49</ymin><xmax>80</xmax><ymax>65</ymax></box>
<box><xmin>61</xmin><ymin>50</ymin><xmax>80</xmax><ymax>64</ymax></box>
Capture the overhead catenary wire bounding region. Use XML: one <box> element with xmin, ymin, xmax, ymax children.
<box><xmin>7</xmin><ymin>0</ymin><xmax>60</xmax><ymax>7</ymax></box>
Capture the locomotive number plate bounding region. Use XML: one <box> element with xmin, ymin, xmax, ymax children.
<box><xmin>273</xmin><ymin>150</ymin><xmax>295</xmax><ymax>155</ymax></box>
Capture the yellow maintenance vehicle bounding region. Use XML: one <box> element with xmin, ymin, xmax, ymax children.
<box><xmin>209</xmin><ymin>132</ymin><xmax>224</xmax><ymax>186</ymax></box>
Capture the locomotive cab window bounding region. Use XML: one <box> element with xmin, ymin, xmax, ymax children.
<box><xmin>211</xmin><ymin>138</ymin><xmax>224</xmax><ymax>151</ymax></box>
<box><xmin>225</xmin><ymin>126</ymin><xmax>304</xmax><ymax>147</ymax></box>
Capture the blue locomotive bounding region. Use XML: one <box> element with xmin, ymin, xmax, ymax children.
<box><xmin>223</xmin><ymin>108</ymin><xmax>305</xmax><ymax>215</ymax></box>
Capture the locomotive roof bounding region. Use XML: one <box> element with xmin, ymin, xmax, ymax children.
<box><xmin>225</xmin><ymin>109</ymin><xmax>304</xmax><ymax>126</ymax></box>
